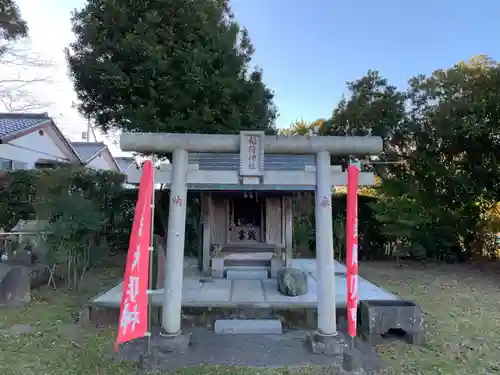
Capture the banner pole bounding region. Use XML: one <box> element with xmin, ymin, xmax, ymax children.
<box><xmin>346</xmin><ymin>161</ymin><xmax>360</xmax><ymax>348</ymax></box>
<box><xmin>115</xmin><ymin>158</ymin><xmax>154</xmax><ymax>352</ymax></box>
<box><xmin>147</xmin><ymin>154</ymin><xmax>156</xmax><ymax>354</ymax></box>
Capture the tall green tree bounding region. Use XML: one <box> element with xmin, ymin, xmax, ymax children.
<box><xmin>66</xmin><ymin>0</ymin><xmax>277</xmax><ymax>135</ymax></box>
<box><xmin>325</xmin><ymin>57</ymin><xmax>500</xmax><ymax>260</ymax></box>
<box><xmin>321</xmin><ymin>70</ymin><xmax>407</xmax><ymax>158</ymax></box>
<box><xmin>0</xmin><ymin>0</ymin><xmax>28</xmax><ymax>44</ymax></box>
<box><xmin>400</xmin><ymin>56</ymin><xmax>500</xmax><ymax>258</ymax></box>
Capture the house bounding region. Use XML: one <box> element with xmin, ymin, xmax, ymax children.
<box><xmin>0</xmin><ymin>112</ymin><xmax>128</xmax><ymax>174</ymax></box>
<box><xmin>0</xmin><ymin>113</ymin><xmax>81</xmax><ymax>170</ymax></box>
<box><xmin>70</xmin><ymin>142</ymin><xmax>121</xmax><ymax>172</ymax></box>
<box><xmin>114</xmin><ymin>156</ymin><xmax>136</xmax><ymax>173</ymax></box>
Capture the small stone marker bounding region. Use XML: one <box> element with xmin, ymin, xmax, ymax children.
<box><xmin>214</xmin><ymin>319</ymin><xmax>283</xmax><ymax>335</ymax></box>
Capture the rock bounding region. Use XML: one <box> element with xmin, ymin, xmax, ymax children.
<box><xmin>0</xmin><ymin>324</ymin><xmax>36</xmax><ymax>336</ymax></box>
<box><xmin>31</xmin><ymin>240</ymin><xmax>50</xmax><ymax>263</ymax></box>
<box><xmin>0</xmin><ymin>263</ymin><xmax>31</xmax><ymax>305</ymax></box>
<box><xmin>277</xmin><ymin>267</ymin><xmax>308</xmax><ymax>296</ymax></box>
<box><xmin>28</xmin><ymin>263</ymin><xmax>49</xmax><ymax>288</ymax></box>
<box><xmin>58</xmin><ymin>324</ymin><xmax>84</xmax><ymax>343</ymax></box>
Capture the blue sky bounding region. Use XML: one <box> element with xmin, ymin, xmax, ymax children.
<box><xmin>15</xmin><ymin>0</ymin><xmax>500</xmax><ymax>137</ymax></box>
<box><xmin>231</xmin><ymin>0</ymin><xmax>500</xmax><ymax>127</ymax></box>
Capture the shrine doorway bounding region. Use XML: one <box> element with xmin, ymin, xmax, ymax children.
<box><xmin>228</xmin><ymin>194</ymin><xmax>264</xmax><ymax>244</ymax></box>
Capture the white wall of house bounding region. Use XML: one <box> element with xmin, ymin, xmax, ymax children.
<box><xmin>86</xmin><ymin>150</ymin><xmax>118</xmax><ymax>171</ymax></box>
<box><xmin>0</xmin><ymin>126</ymin><xmax>74</xmax><ymax>169</ymax></box>
<box><xmin>117</xmin><ymin>162</ymin><xmax>137</xmax><ymax>188</ymax></box>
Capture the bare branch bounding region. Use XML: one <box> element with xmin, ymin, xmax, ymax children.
<box><xmin>0</xmin><ymin>40</ymin><xmax>54</xmax><ymax>112</ymax></box>
<box><xmin>0</xmin><ymin>42</ymin><xmax>53</xmax><ymax>67</ymax></box>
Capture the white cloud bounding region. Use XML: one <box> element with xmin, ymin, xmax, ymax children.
<box><xmin>5</xmin><ymin>0</ymin><xmax>126</xmax><ymax>155</ymax></box>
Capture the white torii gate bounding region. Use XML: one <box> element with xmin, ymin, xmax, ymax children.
<box><xmin>121</xmin><ymin>131</ymin><xmax>383</xmax><ymax>339</ymax></box>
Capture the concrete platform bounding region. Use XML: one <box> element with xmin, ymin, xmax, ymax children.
<box><xmin>92</xmin><ymin>259</ymin><xmax>398</xmax><ymax>309</ymax></box>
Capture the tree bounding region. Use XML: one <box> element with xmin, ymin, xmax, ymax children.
<box><xmin>401</xmin><ymin>56</ymin><xmax>500</xmax><ymax>258</ymax></box>
<box><xmin>0</xmin><ymin>42</ymin><xmax>54</xmax><ymax>112</ymax></box>
<box><xmin>278</xmin><ymin>119</ymin><xmax>312</xmax><ymax>135</ymax></box>
<box><xmin>321</xmin><ymin>70</ymin><xmax>406</xmax><ymax>157</ymax></box>
<box><xmin>325</xmin><ymin>57</ymin><xmax>500</xmax><ymax>260</ymax></box>
<box><xmin>0</xmin><ymin>0</ymin><xmax>28</xmax><ymax>48</ymax></box>
<box><xmin>278</xmin><ymin>118</ymin><xmax>326</xmax><ymax>136</ymax></box>
<box><xmin>66</xmin><ymin>0</ymin><xmax>277</xmax><ymax>136</ymax></box>
<box><xmin>0</xmin><ymin>1</ymin><xmax>54</xmax><ymax>112</ymax></box>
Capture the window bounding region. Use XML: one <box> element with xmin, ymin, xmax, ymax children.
<box><xmin>0</xmin><ymin>158</ymin><xmax>11</xmax><ymax>170</ymax></box>
<box><xmin>0</xmin><ymin>158</ymin><xmax>28</xmax><ymax>170</ymax></box>
<box><xmin>13</xmin><ymin>161</ymin><xmax>27</xmax><ymax>170</ymax></box>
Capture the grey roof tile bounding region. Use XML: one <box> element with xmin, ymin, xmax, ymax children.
<box><xmin>0</xmin><ymin>112</ymin><xmax>50</xmax><ymax>138</ymax></box>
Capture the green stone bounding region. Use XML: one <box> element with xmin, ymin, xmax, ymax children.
<box><xmin>277</xmin><ymin>268</ymin><xmax>308</xmax><ymax>296</ymax></box>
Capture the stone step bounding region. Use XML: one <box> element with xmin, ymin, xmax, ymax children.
<box><xmin>214</xmin><ymin>319</ymin><xmax>283</xmax><ymax>334</ymax></box>
<box><xmin>224</xmin><ymin>259</ymin><xmax>271</xmax><ymax>267</ymax></box>
<box><xmin>223</xmin><ymin>244</ymin><xmax>277</xmax><ymax>253</ymax></box>
<box><xmin>223</xmin><ymin>252</ymin><xmax>273</xmax><ymax>267</ymax></box>
<box><xmin>223</xmin><ymin>252</ymin><xmax>274</xmax><ymax>261</ymax></box>
<box><xmin>225</xmin><ymin>266</ymin><xmax>269</xmax><ymax>280</ymax></box>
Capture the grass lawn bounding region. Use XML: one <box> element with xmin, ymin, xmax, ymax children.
<box><xmin>1</xmin><ymin>261</ymin><xmax>500</xmax><ymax>375</ymax></box>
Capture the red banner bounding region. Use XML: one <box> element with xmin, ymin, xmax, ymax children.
<box><xmin>346</xmin><ymin>163</ymin><xmax>359</xmax><ymax>338</ymax></box>
<box><xmin>114</xmin><ymin>160</ymin><xmax>154</xmax><ymax>351</ymax></box>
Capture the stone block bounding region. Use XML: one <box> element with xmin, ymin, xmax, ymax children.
<box><xmin>226</xmin><ymin>267</ymin><xmax>268</xmax><ymax>280</ymax></box>
<box><xmin>359</xmin><ymin>300</ymin><xmax>425</xmax><ymax>346</ymax></box>
<box><xmin>306</xmin><ymin>331</ymin><xmax>347</xmax><ymax>356</ymax></box>
<box><xmin>0</xmin><ymin>264</ymin><xmax>30</xmax><ymax>305</ymax></box>
<box><xmin>140</xmin><ymin>332</ymin><xmax>192</xmax><ymax>371</ymax></box>
<box><xmin>211</xmin><ymin>257</ymin><xmax>224</xmax><ymax>279</ymax></box>
<box><xmin>343</xmin><ymin>348</ymin><xmax>363</xmax><ymax>372</ymax></box>
<box><xmin>214</xmin><ymin>319</ymin><xmax>283</xmax><ymax>334</ymax></box>
<box><xmin>277</xmin><ymin>267</ymin><xmax>308</xmax><ymax>296</ymax></box>
<box><xmin>156</xmin><ymin>332</ymin><xmax>191</xmax><ymax>354</ymax></box>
